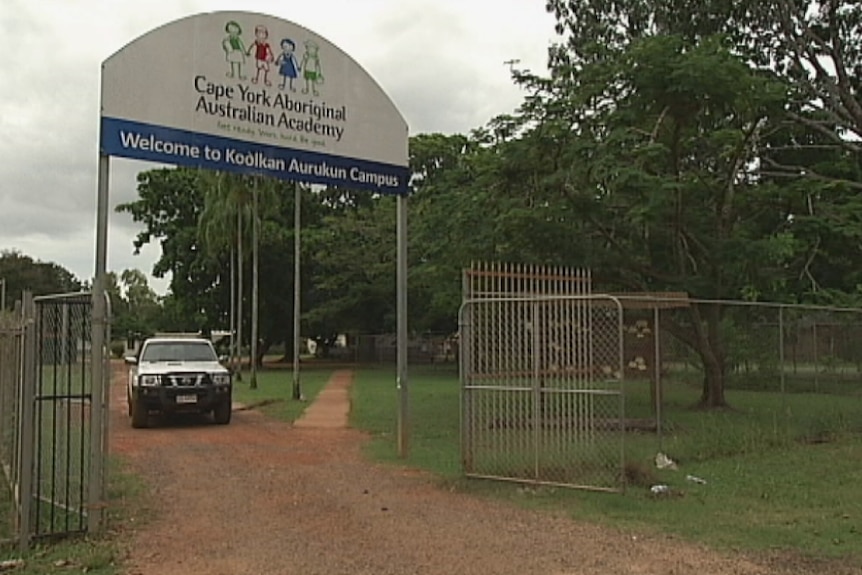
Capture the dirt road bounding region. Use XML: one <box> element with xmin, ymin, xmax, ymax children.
<box><xmin>109</xmin><ymin>369</ymin><xmax>850</xmax><ymax>575</ymax></box>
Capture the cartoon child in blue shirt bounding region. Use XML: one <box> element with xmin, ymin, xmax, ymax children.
<box><xmin>275</xmin><ymin>38</ymin><xmax>301</xmax><ymax>92</ymax></box>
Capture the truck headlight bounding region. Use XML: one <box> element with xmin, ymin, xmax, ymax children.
<box><xmin>213</xmin><ymin>374</ymin><xmax>231</xmax><ymax>385</ymax></box>
<box><xmin>139</xmin><ymin>375</ymin><xmax>159</xmax><ymax>386</ymax></box>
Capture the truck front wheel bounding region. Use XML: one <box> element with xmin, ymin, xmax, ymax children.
<box><xmin>213</xmin><ymin>398</ymin><xmax>232</xmax><ymax>425</ymax></box>
<box><xmin>130</xmin><ymin>397</ymin><xmax>149</xmax><ymax>429</ymax></box>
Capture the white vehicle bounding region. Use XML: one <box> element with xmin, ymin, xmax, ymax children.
<box><xmin>125</xmin><ymin>337</ymin><xmax>232</xmax><ymax>428</ymax></box>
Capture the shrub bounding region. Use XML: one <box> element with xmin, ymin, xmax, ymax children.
<box><xmin>110</xmin><ymin>340</ymin><xmax>125</xmax><ymax>359</ymax></box>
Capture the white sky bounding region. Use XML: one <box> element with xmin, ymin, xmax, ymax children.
<box><xmin>0</xmin><ymin>0</ymin><xmax>556</xmax><ymax>294</ymax></box>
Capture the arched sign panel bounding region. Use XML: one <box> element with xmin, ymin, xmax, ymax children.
<box><xmin>91</xmin><ymin>11</ymin><xmax>412</xmax><ymax>468</ymax></box>
<box><xmin>101</xmin><ymin>11</ymin><xmax>409</xmax><ymax>194</ymax></box>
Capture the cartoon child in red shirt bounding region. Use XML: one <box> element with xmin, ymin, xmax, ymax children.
<box><xmin>247</xmin><ymin>24</ymin><xmax>274</xmax><ymax>86</ymax></box>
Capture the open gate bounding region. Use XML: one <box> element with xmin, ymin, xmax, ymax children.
<box><xmin>459</xmin><ymin>264</ymin><xmax>625</xmax><ymax>492</ymax></box>
<box><xmin>0</xmin><ymin>292</ymin><xmax>108</xmax><ymax>550</ymax></box>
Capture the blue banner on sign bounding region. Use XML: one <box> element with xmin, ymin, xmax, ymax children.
<box><xmin>100</xmin><ymin>117</ymin><xmax>410</xmax><ymax>195</ymax></box>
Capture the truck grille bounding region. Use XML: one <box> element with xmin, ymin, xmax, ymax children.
<box><xmin>160</xmin><ymin>373</ymin><xmax>210</xmax><ymax>386</ymax></box>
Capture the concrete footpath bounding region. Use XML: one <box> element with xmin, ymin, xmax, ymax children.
<box><xmin>292</xmin><ymin>369</ymin><xmax>353</xmax><ymax>429</ymax></box>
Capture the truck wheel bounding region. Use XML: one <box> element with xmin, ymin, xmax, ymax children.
<box><xmin>213</xmin><ymin>399</ymin><xmax>232</xmax><ymax>425</ymax></box>
<box><xmin>131</xmin><ymin>398</ymin><xmax>149</xmax><ymax>429</ymax></box>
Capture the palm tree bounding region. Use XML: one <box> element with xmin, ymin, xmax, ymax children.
<box><xmin>248</xmin><ymin>175</ymin><xmax>281</xmax><ymax>389</ymax></box>
<box><xmin>198</xmin><ymin>171</ymin><xmax>280</xmax><ymax>391</ymax></box>
<box><xmin>196</xmin><ymin>171</ymin><xmax>253</xmax><ymax>381</ymax></box>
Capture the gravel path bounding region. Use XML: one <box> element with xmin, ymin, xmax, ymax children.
<box><xmin>109</xmin><ymin>369</ymin><xmax>853</xmax><ymax>575</ymax></box>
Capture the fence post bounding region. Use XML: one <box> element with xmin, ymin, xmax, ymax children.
<box><xmin>17</xmin><ymin>293</ymin><xmax>35</xmax><ymax>552</ymax></box>
<box><xmin>531</xmin><ymin>298</ymin><xmax>541</xmax><ymax>480</ymax></box>
<box><xmin>778</xmin><ymin>306</ymin><xmax>786</xmax><ymax>395</ymax></box>
<box><xmin>654</xmin><ymin>306</ymin><xmax>663</xmax><ymax>451</ymax></box>
<box><xmin>812</xmin><ymin>320</ymin><xmax>819</xmax><ymax>392</ymax></box>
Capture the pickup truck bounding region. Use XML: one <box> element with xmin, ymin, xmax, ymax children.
<box><xmin>125</xmin><ymin>336</ymin><xmax>232</xmax><ymax>428</ymax></box>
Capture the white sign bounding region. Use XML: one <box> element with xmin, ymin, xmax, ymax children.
<box><xmin>101</xmin><ymin>11</ymin><xmax>409</xmax><ymax>193</ymax></box>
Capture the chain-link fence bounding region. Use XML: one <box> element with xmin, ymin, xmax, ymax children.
<box><xmin>457</xmin><ymin>262</ymin><xmax>862</xmax><ymax>491</ymax></box>
<box><xmin>345</xmin><ymin>333</ymin><xmax>457</xmax><ymax>364</ymax></box>
<box><xmin>618</xmin><ymin>298</ymin><xmax>862</xmax><ymax>467</ymax></box>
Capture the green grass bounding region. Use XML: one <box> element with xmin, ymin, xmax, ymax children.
<box><xmin>351</xmin><ymin>366</ymin><xmax>462</xmax><ymax>478</ymax></box>
<box><xmin>0</xmin><ymin>457</ymin><xmax>146</xmax><ymax>575</ymax></box>
<box><xmin>350</xmin><ymin>366</ymin><xmax>862</xmax><ymax>562</ymax></box>
<box><xmin>0</xmin><ymin>478</ymin><xmax>13</xmax><ymax>541</ymax></box>
<box><xmin>622</xmin><ymin>375</ymin><xmax>862</xmax><ymax>464</ymax></box>
<box><xmin>232</xmin><ymin>365</ymin><xmax>334</xmax><ymax>422</ymax></box>
<box><xmin>32</xmin><ymin>401</ymin><xmax>90</xmax><ymax>538</ymax></box>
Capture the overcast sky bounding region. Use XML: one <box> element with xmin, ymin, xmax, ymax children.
<box><xmin>0</xmin><ymin>0</ymin><xmax>556</xmax><ymax>294</ymax></box>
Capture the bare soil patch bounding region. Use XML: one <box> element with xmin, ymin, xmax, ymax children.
<box><xmin>109</xmin><ymin>364</ymin><xmax>857</xmax><ymax>574</ymax></box>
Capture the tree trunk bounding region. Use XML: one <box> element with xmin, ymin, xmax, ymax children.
<box><xmin>255</xmin><ymin>337</ymin><xmax>270</xmax><ymax>366</ymax></box>
<box><xmin>699</xmin><ymin>352</ymin><xmax>728</xmax><ymax>407</ymax></box>
<box><xmin>235</xmin><ymin>204</ymin><xmax>244</xmax><ymax>382</ymax></box>
<box><xmin>694</xmin><ymin>303</ymin><xmax>729</xmax><ymax>408</ymax></box>
<box><xmin>279</xmin><ymin>328</ymin><xmax>295</xmax><ymax>363</ymax></box>
<box><xmin>664</xmin><ymin>305</ymin><xmax>730</xmax><ymax>409</ymax></box>
<box><xmin>229</xmin><ymin>245</ymin><xmax>237</xmax><ymax>374</ymax></box>
<box><xmin>250</xmin><ymin>179</ymin><xmax>259</xmax><ymax>389</ymax></box>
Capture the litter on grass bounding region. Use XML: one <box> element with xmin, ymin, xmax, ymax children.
<box><xmin>654</xmin><ymin>452</ymin><xmax>678</xmax><ymax>470</ymax></box>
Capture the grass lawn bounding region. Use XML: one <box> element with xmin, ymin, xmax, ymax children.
<box><xmin>231</xmin><ymin>364</ymin><xmax>334</xmax><ymax>423</ymax></box>
<box><xmin>350</xmin><ymin>365</ymin><xmax>862</xmax><ymax>561</ymax></box>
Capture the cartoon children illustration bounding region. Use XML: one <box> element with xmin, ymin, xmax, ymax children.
<box><xmin>275</xmin><ymin>38</ymin><xmax>301</xmax><ymax>92</ymax></box>
<box><xmin>222</xmin><ymin>21</ymin><xmax>246</xmax><ymax>79</ymax></box>
<box><xmin>247</xmin><ymin>24</ymin><xmax>275</xmax><ymax>86</ymax></box>
<box><xmin>301</xmin><ymin>40</ymin><xmax>324</xmax><ymax>96</ymax></box>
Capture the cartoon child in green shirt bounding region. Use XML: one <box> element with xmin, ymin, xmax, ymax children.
<box><xmin>222</xmin><ymin>21</ymin><xmax>246</xmax><ymax>79</ymax></box>
<box><xmin>301</xmin><ymin>39</ymin><xmax>324</xmax><ymax>96</ymax></box>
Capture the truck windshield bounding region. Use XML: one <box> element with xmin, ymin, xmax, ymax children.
<box><xmin>140</xmin><ymin>341</ymin><xmax>218</xmax><ymax>363</ymax></box>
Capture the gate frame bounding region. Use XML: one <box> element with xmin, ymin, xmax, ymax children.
<box><xmin>458</xmin><ymin>293</ymin><xmax>626</xmax><ymax>492</ymax></box>
<box><xmin>2</xmin><ymin>291</ymin><xmax>109</xmax><ymax>552</ymax></box>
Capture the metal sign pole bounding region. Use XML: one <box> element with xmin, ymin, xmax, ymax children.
<box><xmin>396</xmin><ymin>195</ymin><xmax>409</xmax><ymax>457</ymax></box>
<box><xmin>292</xmin><ymin>185</ymin><xmax>302</xmax><ymax>400</ymax></box>
<box><xmin>89</xmin><ymin>152</ymin><xmax>110</xmax><ymax>533</ymax></box>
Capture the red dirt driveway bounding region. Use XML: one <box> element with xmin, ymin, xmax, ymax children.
<box><xmin>109</xmin><ymin>367</ymin><xmax>853</xmax><ymax>575</ymax></box>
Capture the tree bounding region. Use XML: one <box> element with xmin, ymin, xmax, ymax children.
<box><xmin>756</xmin><ymin>0</ymin><xmax>862</xmax><ymax>174</ymax></box>
<box><xmin>0</xmin><ymin>250</ymin><xmax>82</xmax><ymax>309</ymax></box>
<box><xmin>470</xmin><ymin>0</ymin><xmax>862</xmax><ymax>408</ymax></box>
<box><xmin>197</xmin><ymin>171</ymin><xmax>252</xmax><ymax>379</ymax></box>
<box><xmin>120</xmin><ymin>269</ymin><xmax>161</xmax><ymax>333</ymax></box>
<box><xmin>121</xmin><ymin>167</ymin><xmax>318</xmax><ymax>371</ymax></box>
<box><xmin>476</xmin><ymin>5</ymin><xmax>817</xmax><ymax>407</ymax></box>
<box><xmin>407</xmin><ymin>132</ymin><xmax>512</xmax><ymax>333</ymax></box>
<box><xmin>117</xmin><ymin>168</ymin><xmax>219</xmax><ymax>332</ymax></box>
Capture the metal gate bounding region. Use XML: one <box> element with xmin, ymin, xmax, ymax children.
<box><xmin>459</xmin><ymin>264</ymin><xmax>625</xmax><ymax>492</ymax></box>
<box><xmin>0</xmin><ymin>292</ymin><xmax>108</xmax><ymax>550</ymax></box>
